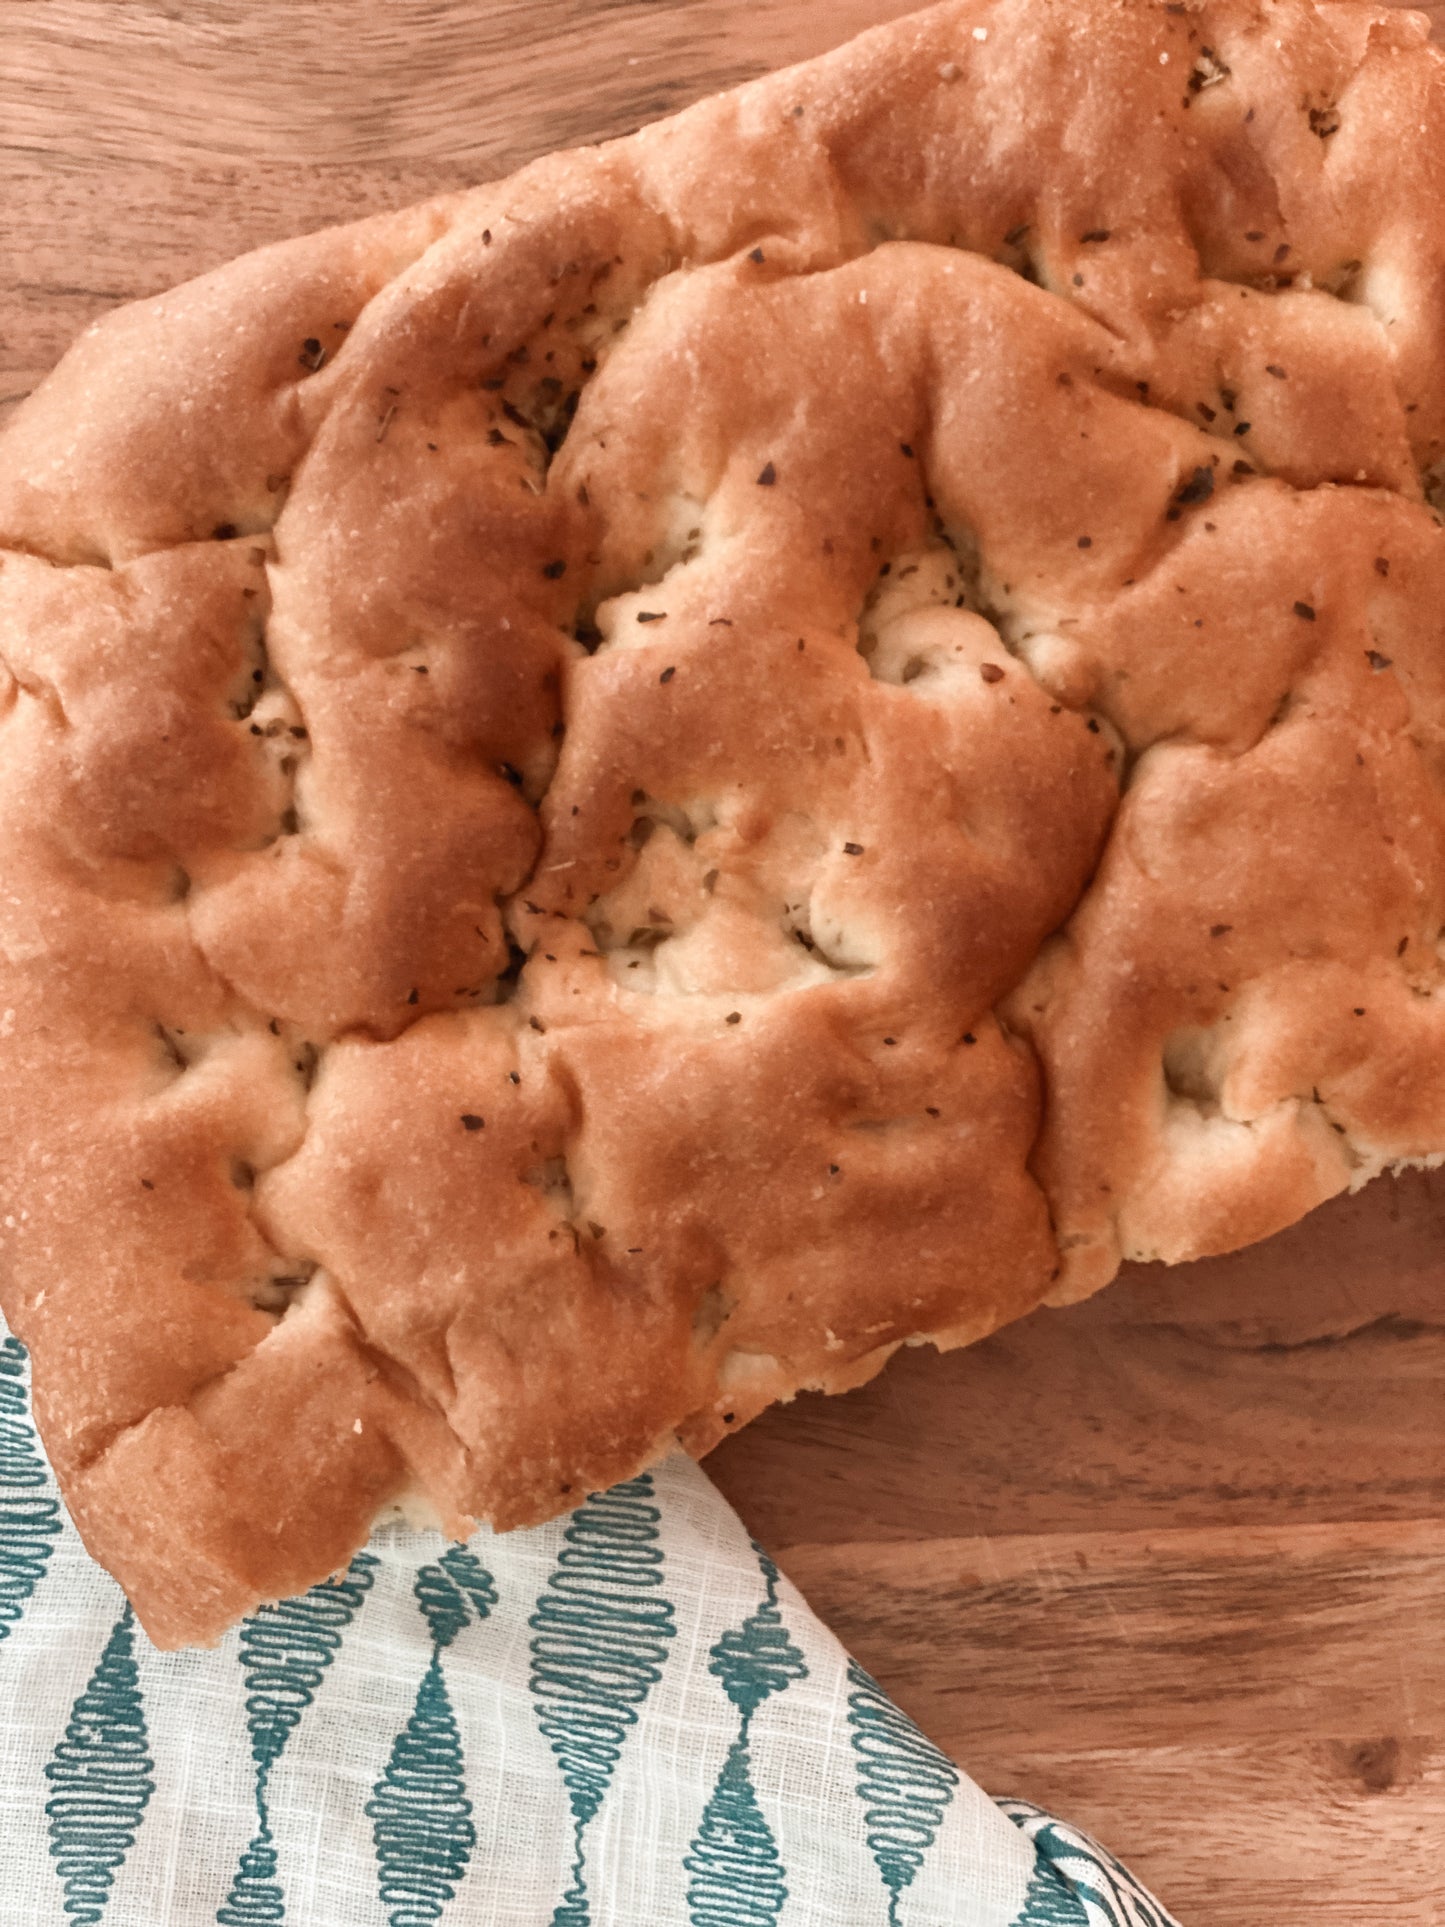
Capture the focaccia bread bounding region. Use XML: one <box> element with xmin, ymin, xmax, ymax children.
<box><xmin>3</xmin><ymin>0</ymin><xmax>1444</xmax><ymax>1646</ymax></box>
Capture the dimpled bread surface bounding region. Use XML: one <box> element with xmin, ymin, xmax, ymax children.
<box><xmin>2</xmin><ymin>0</ymin><xmax>1444</xmax><ymax>1645</ymax></box>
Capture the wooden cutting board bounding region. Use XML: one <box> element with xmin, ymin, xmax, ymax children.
<box><xmin>5</xmin><ymin>5</ymin><xmax>1444</xmax><ymax>1921</ymax></box>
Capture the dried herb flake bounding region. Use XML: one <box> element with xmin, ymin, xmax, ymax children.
<box><xmin>1175</xmin><ymin>464</ymin><xmax>1216</xmax><ymax>506</ymax></box>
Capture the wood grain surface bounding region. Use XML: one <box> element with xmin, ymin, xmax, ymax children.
<box><xmin>715</xmin><ymin>1172</ymin><xmax>1445</xmax><ymax>1922</ymax></box>
<box><xmin>5</xmin><ymin>4</ymin><xmax>1445</xmax><ymax>1922</ymax></box>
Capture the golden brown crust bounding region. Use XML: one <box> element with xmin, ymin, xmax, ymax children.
<box><xmin>2</xmin><ymin>0</ymin><xmax>1444</xmax><ymax>1644</ymax></box>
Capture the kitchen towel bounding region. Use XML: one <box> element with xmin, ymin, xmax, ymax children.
<box><xmin>0</xmin><ymin>1326</ymin><xmax>1176</xmax><ymax>1925</ymax></box>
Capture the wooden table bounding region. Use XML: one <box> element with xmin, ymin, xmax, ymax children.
<box><xmin>5</xmin><ymin>5</ymin><xmax>1444</xmax><ymax>1921</ymax></box>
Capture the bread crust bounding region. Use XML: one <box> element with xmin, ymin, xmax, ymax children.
<box><xmin>2</xmin><ymin>0</ymin><xmax>1443</xmax><ymax>1645</ymax></box>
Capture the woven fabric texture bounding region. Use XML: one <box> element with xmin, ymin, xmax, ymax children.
<box><xmin>0</xmin><ymin>1323</ymin><xmax>1176</xmax><ymax>1926</ymax></box>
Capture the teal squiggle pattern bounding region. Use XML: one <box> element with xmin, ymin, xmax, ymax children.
<box><xmin>684</xmin><ymin>1543</ymin><xmax>807</xmax><ymax>1926</ymax></box>
<box><xmin>529</xmin><ymin>1475</ymin><xmax>677</xmax><ymax>1927</ymax></box>
<box><xmin>367</xmin><ymin>1545</ymin><xmax>496</xmax><ymax>1926</ymax></box>
<box><xmin>998</xmin><ymin>1800</ymin><xmax>1183</xmax><ymax>1927</ymax></box>
<box><xmin>846</xmin><ymin>1658</ymin><xmax>959</xmax><ymax>1927</ymax></box>
<box><xmin>0</xmin><ymin>1334</ymin><xmax>62</xmax><ymax>1643</ymax></box>
<box><xmin>217</xmin><ymin>1552</ymin><xmax>380</xmax><ymax>1925</ymax></box>
<box><xmin>44</xmin><ymin>1603</ymin><xmax>156</xmax><ymax>1924</ymax></box>
<box><xmin>1010</xmin><ymin>1863</ymin><xmax>1084</xmax><ymax>1924</ymax></box>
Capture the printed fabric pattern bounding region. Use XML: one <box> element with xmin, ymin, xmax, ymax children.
<box><xmin>0</xmin><ymin>1327</ymin><xmax>1179</xmax><ymax>1926</ymax></box>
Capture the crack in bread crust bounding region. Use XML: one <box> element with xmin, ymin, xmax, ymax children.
<box><xmin>2</xmin><ymin>0</ymin><xmax>1445</xmax><ymax>1645</ymax></box>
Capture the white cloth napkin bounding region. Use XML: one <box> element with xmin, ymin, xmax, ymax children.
<box><xmin>0</xmin><ymin>1326</ymin><xmax>1177</xmax><ymax>1925</ymax></box>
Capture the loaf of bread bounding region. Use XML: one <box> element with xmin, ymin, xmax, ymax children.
<box><xmin>2</xmin><ymin>0</ymin><xmax>1442</xmax><ymax>1645</ymax></box>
